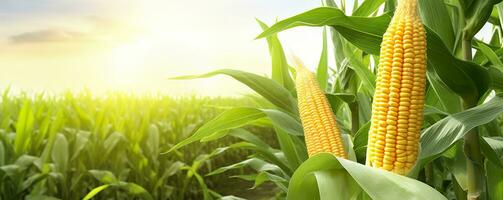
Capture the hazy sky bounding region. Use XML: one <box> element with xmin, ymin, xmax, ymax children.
<box><xmin>0</xmin><ymin>0</ymin><xmax>332</xmax><ymax>96</ymax></box>
<box><xmin>0</xmin><ymin>0</ymin><xmax>492</xmax><ymax>96</ymax></box>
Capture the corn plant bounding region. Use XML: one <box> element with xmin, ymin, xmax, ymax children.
<box><xmin>0</xmin><ymin>91</ymin><xmax>260</xmax><ymax>199</ymax></box>
<box><xmin>171</xmin><ymin>0</ymin><xmax>503</xmax><ymax>199</ymax></box>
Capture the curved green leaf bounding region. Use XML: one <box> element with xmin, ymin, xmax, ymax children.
<box><xmin>0</xmin><ymin>142</ymin><xmax>4</xmax><ymax>166</ymax></box>
<box><xmin>464</xmin><ymin>0</ymin><xmax>494</xmax><ymax>40</ymax></box>
<box><xmin>474</xmin><ymin>40</ymin><xmax>503</xmax><ymax>69</ymax></box>
<box><xmin>426</xmin><ymin>68</ymin><xmax>463</xmax><ymax>114</ymax></box>
<box><xmin>256</xmin><ymin>7</ymin><xmax>390</xmax><ymax>55</ymax></box>
<box><xmin>345</xmin><ymin>49</ymin><xmax>376</xmax><ymax>94</ymax></box>
<box><xmin>317</xmin><ymin>27</ymin><xmax>329</xmax><ymax>90</ymax></box>
<box><xmin>51</xmin><ymin>134</ymin><xmax>68</xmax><ymax>172</ymax></box>
<box><xmin>480</xmin><ymin>137</ymin><xmax>503</xmax><ymax>167</ymax></box>
<box><xmin>487</xmin><ymin>161</ymin><xmax>503</xmax><ymax>200</ymax></box>
<box><xmin>353</xmin><ymin>121</ymin><xmax>371</xmax><ymax>161</ymax></box>
<box><xmin>353</xmin><ymin>0</ymin><xmax>386</xmax><ymax>17</ymax></box>
<box><xmin>83</xmin><ymin>185</ymin><xmax>110</xmax><ymax>200</ymax></box>
<box><xmin>273</xmin><ymin>126</ymin><xmax>307</xmax><ymax>170</ymax></box>
<box><xmin>208</xmin><ymin>158</ymin><xmax>283</xmax><ymax>177</ymax></box>
<box><xmin>119</xmin><ymin>183</ymin><xmax>153</xmax><ymax>200</ymax></box>
<box><xmin>256</xmin><ymin>7</ymin><xmax>490</xmax><ymax>104</ymax></box>
<box><xmin>420</xmin><ymin>94</ymin><xmax>503</xmax><ymax>161</ymax></box>
<box><xmin>14</xmin><ymin>101</ymin><xmax>35</xmax><ymax>154</ymax></box>
<box><xmin>426</xmin><ymin>29</ymin><xmax>490</xmax><ymax>104</ymax></box>
<box><xmin>25</xmin><ymin>195</ymin><xmax>61</xmax><ymax>200</ymax></box>
<box><xmin>226</xmin><ymin>133</ymin><xmax>293</xmax><ymax>174</ymax></box>
<box><xmin>490</xmin><ymin>67</ymin><xmax>503</xmax><ymax>90</ymax></box>
<box><xmin>314</xmin><ymin>170</ymin><xmax>359</xmax><ymax>200</ymax></box>
<box><xmin>171</xmin><ymin>69</ymin><xmax>297</xmax><ymax>114</ymax></box>
<box><xmin>288</xmin><ymin>154</ymin><xmax>447</xmax><ymax>200</ymax></box>
<box><xmin>419</xmin><ymin>0</ymin><xmax>455</xmax><ymax>49</ymax></box>
<box><xmin>256</xmin><ymin>19</ymin><xmax>295</xmax><ymax>92</ymax></box>
<box><xmin>21</xmin><ymin>173</ymin><xmax>49</xmax><ymax>191</ymax></box>
<box><xmin>164</xmin><ymin>107</ymin><xmax>303</xmax><ymax>153</ymax></box>
<box><xmin>89</xmin><ymin>170</ymin><xmax>119</xmax><ymax>184</ymax></box>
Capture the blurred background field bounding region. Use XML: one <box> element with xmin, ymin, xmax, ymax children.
<box><xmin>0</xmin><ymin>89</ymin><xmax>278</xmax><ymax>199</ymax></box>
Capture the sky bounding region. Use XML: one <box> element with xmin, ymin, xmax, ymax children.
<box><xmin>0</xmin><ymin>0</ymin><xmax>332</xmax><ymax>96</ymax></box>
<box><xmin>0</xmin><ymin>0</ymin><xmax>492</xmax><ymax>96</ymax></box>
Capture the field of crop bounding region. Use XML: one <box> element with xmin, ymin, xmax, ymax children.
<box><xmin>4</xmin><ymin>0</ymin><xmax>503</xmax><ymax>200</ymax></box>
<box><xmin>0</xmin><ymin>90</ymin><xmax>281</xmax><ymax>199</ymax></box>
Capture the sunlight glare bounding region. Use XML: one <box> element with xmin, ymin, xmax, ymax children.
<box><xmin>109</xmin><ymin>39</ymin><xmax>150</xmax><ymax>87</ymax></box>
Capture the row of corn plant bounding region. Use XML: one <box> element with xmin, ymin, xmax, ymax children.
<box><xmin>0</xmin><ymin>89</ymin><xmax>266</xmax><ymax>199</ymax></box>
<box><xmin>170</xmin><ymin>0</ymin><xmax>503</xmax><ymax>199</ymax></box>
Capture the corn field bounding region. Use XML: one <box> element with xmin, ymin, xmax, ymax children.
<box><xmin>4</xmin><ymin>0</ymin><xmax>503</xmax><ymax>199</ymax></box>
<box><xmin>0</xmin><ymin>91</ymin><xmax>275</xmax><ymax>199</ymax></box>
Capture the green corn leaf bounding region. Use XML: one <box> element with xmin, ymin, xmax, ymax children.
<box><xmin>473</xmin><ymin>40</ymin><xmax>503</xmax><ymax>70</ymax></box>
<box><xmin>25</xmin><ymin>195</ymin><xmax>61</xmax><ymax>200</ymax></box>
<box><xmin>329</xmin><ymin>93</ymin><xmax>356</xmax><ymax>103</ymax></box>
<box><xmin>426</xmin><ymin>28</ymin><xmax>490</xmax><ymax>105</ymax></box>
<box><xmin>490</xmin><ymin>67</ymin><xmax>503</xmax><ymax>90</ymax></box>
<box><xmin>480</xmin><ymin>137</ymin><xmax>503</xmax><ymax>167</ymax></box>
<box><xmin>51</xmin><ymin>134</ymin><xmax>69</xmax><ymax>172</ymax></box>
<box><xmin>118</xmin><ymin>183</ymin><xmax>153</xmax><ymax>200</ymax></box>
<box><xmin>426</xmin><ymin>68</ymin><xmax>463</xmax><ymax>114</ymax></box>
<box><xmin>103</xmin><ymin>132</ymin><xmax>126</xmax><ymax>158</ymax></box>
<box><xmin>274</xmin><ymin>126</ymin><xmax>306</xmax><ymax>170</ymax></box>
<box><xmin>89</xmin><ymin>170</ymin><xmax>119</xmax><ymax>184</ymax></box>
<box><xmin>497</xmin><ymin>3</ymin><xmax>503</xmax><ymax>28</ymax></box>
<box><xmin>71</xmin><ymin>131</ymin><xmax>90</xmax><ymax>161</ymax></box>
<box><xmin>147</xmin><ymin>124</ymin><xmax>160</xmax><ymax>156</ymax></box>
<box><xmin>314</xmin><ymin>170</ymin><xmax>360</xmax><ymax>200</ymax></box>
<box><xmin>14</xmin><ymin>101</ymin><xmax>35</xmax><ymax>154</ymax></box>
<box><xmin>164</xmin><ymin>107</ymin><xmax>303</xmax><ymax>153</ymax></box>
<box><xmin>487</xmin><ymin>161</ymin><xmax>503</xmax><ymax>200</ymax></box>
<box><xmin>345</xmin><ymin>49</ymin><xmax>376</xmax><ymax>95</ymax></box>
<box><xmin>463</xmin><ymin>0</ymin><xmax>495</xmax><ymax>40</ymax></box>
<box><xmin>420</xmin><ymin>94</ymin><xmax>503</xmax><ymax>162</ymax></box>
<box><xmin>83</xmin><ymin>185</ymin><xmax>111</xmax><ymax>200</ymax></box>
<box><xmin>21</xmin><ymin>173</ymin><xmax>49</xmax><ymax>191</ymax></box>
<box><xmin>287</xmin><ymin>154</ymin><xmax>447</xmax><ymax>200</ymax></box>
<box><xmin>384</xmin><ymin>0</ymin><xmax>397</xmax><ymax>12</ymax></box>
<box><xmin>256</xmin><ymin>7</ymin><xmax>490</xmax><ymax>105</ymax></box>
<box><xmin>256</xmin><ymin>19</ymin><xmax>295</xmax><ymax>92</ymax></box>
<box><xmin>0</xmin><ymin>142</ymin><xmax>4</xmax><ymax>166</ymax></box>
<box><xmin>353</xmin><ymin>121</ymin><xmax>371</xmax><ymax>162</ymax></box>
<box><xmin>227</xmin><ymin>131</ymin><xmax>293</xmax><ymax>174</ymax></box>
<box><xmin>353</xmin><ymin>0</ymin><xmax>386</xmax><ymax>17</ymax></box>
<box><xmin>419</xmin><ymin>0</ymin><xmax>455</xmax><ymax>50</ymax></box>
<box><xmin>207</xmin><ymin>158</ymin><xmax>283</xmax><ymax>177</ymax></box>
<box><xmin>171</xmin><ymin>69</ymin><xmax>298</xmax><ymax>114</ymax></box>
<box><xmin>256</xmin><ymin>7</ymin><xmax>390</xmax><ymax>55</ymax></box>
<box><xmin>317</xmin><ymin>27</ymin><xmax>329</xmax><ymax>91</ymax></box>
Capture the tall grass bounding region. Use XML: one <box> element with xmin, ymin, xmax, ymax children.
<box><xmin>0</xmin><ymin>89</ymin><xmax>269</xmax><ymax>199</ymax></box>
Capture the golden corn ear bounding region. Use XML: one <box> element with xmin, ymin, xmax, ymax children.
<box><xmin>366</xmin><ymin>0</ymin><xmax>426</xmax><ymax>175</ymax></box>
<box><xmin>294</xmin><ymin>59</ymin><xmax>347</xmax><ymax>159</ymax></box>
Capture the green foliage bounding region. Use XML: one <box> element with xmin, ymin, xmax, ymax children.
<box><xmin>420</xmin><ymin>94</ymin><xmax>503</xmax><ymax>162</ymax></box>
<box><xmin>288</xmin><ymin>154</ymin><xmax>447</xmax><ymax>200</ymax></box>
<box><xmin>171</xmin><ymin>69</ymin><xmax>298</xmax><ymax>114</ymax></box>
<box><xmin>5</xmin><ymin>0</ymin><xmax>503</xmax><ymax>199</ymax></box>
<box><xmin>169</xmin><ymin>0</ymin><xmax>503</xmax><ymax>199</ymax></box>
<box><xmin>0</xmin><ymin>92</ymin><xmax>262</xmax><ymax>199</ymax></box>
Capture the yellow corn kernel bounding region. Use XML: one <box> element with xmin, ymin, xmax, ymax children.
<box><xmin>366</xmin><ymin>0</ymin><xmax>426</xmax><ymax>175</ymax></box>
<box><xmin>294</xmin><ymin>58</ymin><xmax>347</xmax><ymax>159</ymax></box>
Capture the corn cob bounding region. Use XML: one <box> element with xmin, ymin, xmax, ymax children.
<box><xmin>366</xmin><ymin>0</ymin><xmax>426</xmax><ymax>175</ymax></box>
<box><xmin>294</xmin><ymin>58</ymin><xmax>347</xmax><ymax>158</ymax></box>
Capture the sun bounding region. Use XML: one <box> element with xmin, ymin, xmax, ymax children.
<box><xmin>108</xmin><ymin>39</ymin><xmax>151</xmax><ymax>87</ymax></box>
